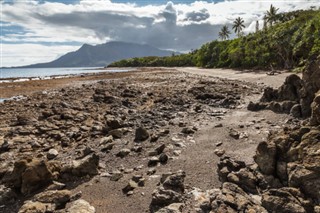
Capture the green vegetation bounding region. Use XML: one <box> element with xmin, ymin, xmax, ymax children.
<box><xmin>108</xmin><ymin>9</ymin><xmax>320</xmax><ymax>70</ymax></box>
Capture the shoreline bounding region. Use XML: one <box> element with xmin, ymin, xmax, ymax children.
<box><xmin>0</xmin><ymin>67</ymin><xmax>297</xmax><ymax>99</ymax></box>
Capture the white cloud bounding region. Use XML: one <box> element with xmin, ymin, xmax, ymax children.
<box><xmin>1</xmin><ymin>43</ymin><xmax>79</xmax><ymax>67</ymax></box>
<box><xmin>1</xmin><ymin>0</ymin><xmax>318</xmax><ymax>66</ymax></box>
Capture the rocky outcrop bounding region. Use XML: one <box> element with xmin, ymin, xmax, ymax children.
<box><xmin>3</xmin><ymin>159</ymin><xmax>55</xmax><ymax>195</ymax></box>
<box><xmin>150</xmin><ymin>171</ymin><xmax>186</xmax><ymax>212</ymax></box>
<box><xmin>248</xmin><ymin>55</ymin><xmax>320</xmax><ymax>118</ymax></box>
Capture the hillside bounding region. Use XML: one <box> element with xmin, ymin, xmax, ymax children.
<box><xmin>21</xmin><ymin>41</ymin><xmax>177</xmax><ymax>68</ymax></box>
<box><xmin>108</xmin><ymin>9</ymin><xmax>320</xmax><ymax>70</ymax></box>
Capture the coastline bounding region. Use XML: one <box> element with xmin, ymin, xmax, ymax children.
<box><xmin>0</xmin><ymin>68</ymin><xmax>140</xmax><ymax>99</ymax></box>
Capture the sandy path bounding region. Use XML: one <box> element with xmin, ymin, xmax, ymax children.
<box><xmin>178</xmin><ymin>67</ymin><xmax>300</xmax><ymax>88</ymax></box>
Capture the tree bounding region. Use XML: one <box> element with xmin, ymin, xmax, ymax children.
<box><xmin>265</xmin><ymin>4</ymin><xmax>279</xmax><ymax>27</ymax></box>
<box><xmin>263</xmin><ymin>15</ymin><xmax>267</xmax><ymax>30</ymax></box>
<box><xmin>219</xmin><ymin>25</ymin><xmax>231</xmax><ymax>41</ymax></box>
<box><xmin>255</xmin><ymin>20</ymin><xmax>259</xmax><ymax>33</ymax></box>
<box><xmin>232</xmin><ymin>17</ymin><xmax>245</xmax><ymax>37</ymax></box>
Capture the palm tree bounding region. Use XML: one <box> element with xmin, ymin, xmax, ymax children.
<box><xmin>232</xmin><ymin>17</ymin><xmax>245</xmax><ymax>37</ymax></box>
<box><xmin>265</xmin><ymin>4</ymin><xmax>279</xmax><ymax>27</ymax></box>
<box><xmin>219</xmin><ymin>25</ymin><xmax>231</xmax><ymax>41</ymax></box>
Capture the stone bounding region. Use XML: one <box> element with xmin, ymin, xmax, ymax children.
<box><xmin>134</xmin><ymin>127</ymin><xmax>149</xmax><ymax>142</ymax></box>
<box><xmin>181</xmin><ymin>127</ymin><xmax>194</xmax><ymax>135</ymax></box>
<box><xmin>262</xmin><ymin>188</ymin><xmax>312</xmax><ymax>213</ymax></box>
<box><xmin>210</xmin><ymin>182</ymin><xmax>267</xmax><ymax>213</ymax></box>
<box><xmin>67</xmin><ymin>199</ymin><xmax>95</xmax><ymax>213</ymax></box>
<box><xmin>0</xmin><ymin>185</ymin><xmax>16</xmax><ymax>205</ymax></box>
<box><xmin>70</xmin><ymin>154</ymin><xmax>99</xmax><ymax>177</ymax></box>
<box><xmin>214</xmin><ymin>149</ymin><xmax>225</xmax><ymax>157</ymax></box>
<box><xmin>155</xmin><ymin>144</ymin><xmax>166</xmax><ymax>155</ymax></box>
<box><xmin>116</xmin><ymin>149</ymin><xmax>131</xmax><ymax>158</ymax></box>
<box><xmin>148</xmin><ymin>157</ymin><xmax>160</xmax><ymax>167</ymax></box>
<box><xmin>110</xmin><ymin>170</ymin><xmax>123</xmax><ymax>181</ymax></box>
<box><xmin>122</xmin><ymin>180</ymin><xmax>138</xmax><ymax>194</ymax></box>
<box><xmin>6</xmin><ymin>159</ymin><xmax>54</xmax><ymax>195</ymax></box>
<box><xmin>301</xmin><ymin>55</ymin><xmax>320</xmax><ymax>117</ymax></box>
<box><xmin>229</xmin><ymin>129</ymin><xmax>240</xmax><ymax>139</ymax></box>
<box><xmin>254</xmin><ymin>141</ymin><xmax>276</xmax><ymax>175</ymax></box>
<box><xmin>151</xmin><ymin>187</ymin><xmax>183</xmax><ymax>207</ymax></box>
<box><xmin>159</xmin><ymin>153</ymin><xmax>169</xmax><ymax>164</ymax></box>
<box><xmin>18</xmin><ymin>201</ymin><xmax>54</xmax><ymax>213</ymax></box>
<box><xmin>47</xmin><ymin>149</ymin><xmax>59</xmax><ymax>160</ymax></box>
<box><xmin>310</xmin><ymin>91</ymin><xmax>320</xmax><ymax>126</ymax></box>
<box><xmin>155</xmin><ymin>203</ymin><xmax>184</xmax><ymax>213</ymax></box>
<box><xmin>34</xmin><ymin>190</ymin><xmax>71</xmax><ymax>206</ymax></box>
<box><xmin>290</xmin><ymin>104</ymin><xmax>302</xmax><ymax>118</ymax></box>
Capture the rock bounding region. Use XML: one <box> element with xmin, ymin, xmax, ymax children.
<box><xmin>159</xmin><ymin>153</ymin><xmax>169</xmax><ymax>164</ymax></box>
<box><xmin>0</xmin><ymin>185</ymin><xmax>16</xmax><ymax>205</ymax></box>
<box><xmin>247</xmin><ymin>101</ymin><xmax>267</xmax><ymax>111</ymax></box>
<box><xmin>162</xmin><ymin>170</ymin><xmax>185</xmax><ymax>193</ymax></box>
<box><xmin>155</xmin><ymin>203</ymin><xmax>184</xmax><ymax>213</ymax></box>
<box><xmin>106</xmin><ymin>116</ymin><xmax>123</xmax><ymax>130</ymax></box>
<box><xmin>217</xmin><ymin>156</ymin><xmax>246</xmax><ymax>183</ymax></box>
<box><xmin>254</xmin><ymin>141</ymin><xmax>276</xmax><ymax>175</ymax></box>
<box><xmin>34</xmin><ymin>190</ymin><xmax>71</xmax><ymax>207</ymax></box>
<box><xmin>301</xmin><ymin>55</ymin><xmax>320</xmax><ymax>117</ymax></box>
<box><xmin>262</xmin><ymin>188</ymin><xmax>313</xmax><ymax>213</ymax></box>
<box><xmin>18</xmin><ymin>201</ymin><xmax>54</xmax><ymax>213</ymax></box>
<box><xmin>47</xmin><ymin>149</ymin><xmax>59</xmax><ymax>160</ymax></box>
<box><xmin>122</xmin><ymin>180</ymin><xmax>138</xmax><ymax>194</ymax></box>
<box><xmin>226</xmin><ymin>168</ymin><xmax>258</xmax><ymax>194</ymax></box>
<box><xmin>134</xmin><ymin>127</ymin><xmax>149</xmax><ymax>142</ymax></box>
<box><xmin>214</xmin><ymin>149</ymin><xmax>225</xmax><ymax>157</ymax></box>
<box><xmin>151</xmin><ymin>171</ymin><xmax>186</xmax><ymax>209</ymax></box>
<box><xmin>229</xmin><ymin>129</ymin><xmax>240</xmax><ymax>139</ymax></box>
<box><xmin>108</xmin><ymin>129</ymin><xmax>123</xmax><ymax>139</ymax></box>
<box><xmin>110</xmin><ymin>170</ymin><xmax>123</xmax><ymax>181</ymax></box>
<box><xmin>210</xmin><ymin>182</ymin><xmax>267</xmax><ymax>213</ymax></box>
<box><xmin>99</xmin><ymin>136</ymin><xmax>113</xmax><ymax>145</ymax></box>
<box><xmin>181</xmin><ymin>127</ymin><xmax>194</xmax><ymax>135</ymax></box>
<box><xmin>148</xmin><ymin>157</ymin><xmax>160</xmax><ymax>167</ymax></box>
<box><xmin>290</xmin><ymin>104</ymin><xmax>302</xmax><ymax>118</ymax></box>
<box><xmin>6</xmin><ymin>159</ymin><xmax>54</xmax><ymax>195</ymax></box>
<box><xmin>67</xmin><ymin>199</ymin><xmax>95</xmax><ymax>213</ymax></box>
<box><xmin>16</xmin><ymin>115</ymin><xmax>37</xmax><ymax>126</ymax></box>
<box><xmin>151</xmin><ymin>187</ymin><xmax>183</xmax><ymax>208</ymax></box>
<box><xmin>70</xmin><ymin>154</ymin><xmax>99</xmax><ymax>177</ymax></box>
<box><xmin>116</xmin><ymin>149</ymin><xmax>131</xmax><ymax>158</ymax></box>
<box><xmin>155</xmin><ymin>144</ymin><xmax>166</xmax><ymax>155</ymax></box>
<box><xmin>310</xmin><ymin>91</ymin><xmax>320</xmax><ymax>125</ymax></box>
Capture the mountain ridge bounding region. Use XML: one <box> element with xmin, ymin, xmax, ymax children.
<box><xmin>19</xmin><ymin>41</ymin><xmax>177</xmax><ymax>68</ymax></box>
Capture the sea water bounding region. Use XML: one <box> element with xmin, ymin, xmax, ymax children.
<box><xmin>0</xmin><ymin>67</ymin><xmax>130</xmax><ymax>79</ymax></box>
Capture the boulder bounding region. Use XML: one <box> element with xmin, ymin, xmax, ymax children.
<box><xmin>67</xmin><ymin>199</ymin><xmax>96</xmax><ymax>213</ymax></box>
<box><xmin>0</xmin><ymin>185</ymin><xmax>16</xmax><ymax>205</ymax></box>
<box><xmin>18</xmin><ymin>201</ymin><xmax>54</xmax><ymax>213</ymax></box>
<box><xmin>151</xmin><ymin>171</ymin><xmax>186</xmax><ymax>210</ymax></box>
<box><xmin>34</xmin><ymin>190</ymin><xmax>71</xmax><ymax>207</ymax></box>
<box><xmin>210</xmin><ymin>182</ymin><xmax>267</xmax><ymax>213</ymax></box>
<box><xmin>254</xmin><ymin>141</ymin><xmax>277</xmax><ymax>175</ymax></box>
<box><xmin>300</xmin><ymin>55</ymin><xmax>320</xmax><ymax>117</ymax></box>
<box><xmin>134</xmin><ymin>127</ymin><xmax>149</xmax><ymax>142</ymax></box>
<box><xmin>262</xmin><ymin>188</ymin><xmax>313</xmax><ymax>213</ymax></box>
<box><xmin>63</xmin><ymin>154</ymin><xmax>99</xmax><ymax>177</ymax></box>
<box><xmin>5</xmin><ymin>159</ymin><xmax>54</xmax><ymax>195</ymax></box>
<box><xmin>310</xmin><ymin>91</ymin><xmax>320</xmax><ymax>126</ymax></box>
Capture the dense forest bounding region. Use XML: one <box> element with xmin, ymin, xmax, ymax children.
<box><xmin>108</xmin><ymin>8</ymin><xmax>320</xmax><ymax>71</ymax></box>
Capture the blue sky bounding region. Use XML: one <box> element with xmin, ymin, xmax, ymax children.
<box><xmin>1</xmin><ymin>0</ymin><xmax>318</xmax><ymax>67</ymax></box>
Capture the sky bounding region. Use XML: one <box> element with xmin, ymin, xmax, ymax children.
<box><xmin>1</xmin><ymin>0</ymin><xmax>319</xmax><ymax>67</ymax></box>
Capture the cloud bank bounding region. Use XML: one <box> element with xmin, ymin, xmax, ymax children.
<box><xmin>1</xmin><ymin>0</ymin><xmax>318</xmax><ymax>66</ymax></box>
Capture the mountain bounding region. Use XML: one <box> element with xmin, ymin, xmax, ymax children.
<box><xmin>21</xmin><ymin>41</ymin><xmax>177</xmax><ymax>68</ymax></box>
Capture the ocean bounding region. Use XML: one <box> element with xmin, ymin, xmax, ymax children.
<box><xmin>0</xmin><ymin>67</ymin><xmax>130</xmax><ymax>79</ymax></box>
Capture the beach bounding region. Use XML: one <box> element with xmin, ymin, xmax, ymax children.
<box><xmin>0</xmin><ymin>67</ymin><xmax>297</xmax><ymax>212</ymax></box>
